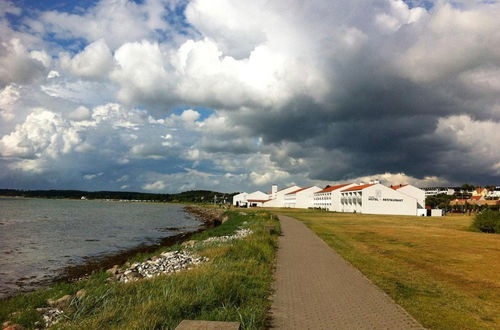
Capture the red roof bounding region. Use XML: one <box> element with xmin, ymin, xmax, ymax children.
<box><xmin>317</xmin><ymin>183</ymin><xmax>352</xmax><ymax>193</ymax></box>
<box><xmin>285</xmin><ymin>186</ymin><xmax>312</xmax><ymax>195</ymax></box>
<box><xmin>341</xmin><ymin>183</ymin><xmax>375</xmax><ymax>192</ymax></box>
<box><xmin>391</xmin><ymin>184</ymin><xmax>407</xmax><ymax>190</ymax></box>
<box><xmin>470</xmin><ymin>196</ymin><xmax>482</xmax><ymax>201</ymax></box>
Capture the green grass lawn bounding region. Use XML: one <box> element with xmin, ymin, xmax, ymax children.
<box><xmin>273</xmin><ymin>209</ymin><xmax>500</xmax><ymax>330</ymax></box>
<box><xmin>0</xmin><ymin>210</ymin><xmax>279</xmax><ymax>329</ymax></box>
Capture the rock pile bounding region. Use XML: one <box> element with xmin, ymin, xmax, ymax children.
<box><xmin>201</xmin><ymin>228</ymin><xmax>253</xmax><ymax>244</ymax></box>
<box><xmin>116</xmin><ymin>251</ymin><xmax>208</xmax><ymax>283</ymax></box>
<box><xmin>36</xmin><ymin>308</ymin><xmax>64</xmax><ymax>328</ymax></box>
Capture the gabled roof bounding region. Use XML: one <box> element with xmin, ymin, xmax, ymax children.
<box><xmin>285</xmin><ymin>186</ymin><xmax>312</xmax><ymax>195</ymax></box>
<box><xmin>341</xmin><ymin>183</ymin><xmax>375</xmax><ymax>192</ymax></box>
<box><xmin>317</xmin><ymin>183</ymin><xmax>352</xmax><ymax>193</ymax></box>
<box><xmin>247</xmin><ymin>199</ymin><xmax>271</xmax><ymax>202</ymax></box>
<box><xmin>391</xmin><ymin>184</ymin><xmax>407</xmax><ymax>190</ymax></box>
<box><xmin>470</xmin><ymin>196</ymin><xmax>482</xmax><ymax>201</ymax></box>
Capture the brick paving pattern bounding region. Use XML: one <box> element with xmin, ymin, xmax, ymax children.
<box><xmin>270</xmin><ymin>215</ymin><xmax>424</xmax><ymax>329</ymax></box>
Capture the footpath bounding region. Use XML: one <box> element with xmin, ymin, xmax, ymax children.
<box><xmin>270</xmin><ymin>215</ymin><xmax>424</xmax><ymax>329</ymax></box>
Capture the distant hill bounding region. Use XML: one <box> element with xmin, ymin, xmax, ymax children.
<box><xmin>0</xmin><ymin>189</ymin><xmax>237</xmax><ymax>204</ymax></box>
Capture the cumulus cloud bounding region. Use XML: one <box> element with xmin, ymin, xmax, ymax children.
<box><xmin>0</xmin><ymin>84</ymin><xmax>20</xmax><ymax>121</ymax></box>
<box><xmin>37</xmin><ymin>0</ymin><xmax>190</xmax><ymax>49</ymax></box>
<box><xmin>111</xmin><ymin>40</ymin><xmax>172</xmax><ymax>105</ymax></box>
<box><xmin>0</xmin><ymin>38</ymin><xmax>48</xmax><ymax>87</ymax></box>
<box><xmin>60</xmin><ymin>39</ymin><xmax>114</xmax><ymax>79</ymax></box>
<box><xmin>1</xmin><ymin>0</ymin><xmax>499</xmax><ymax>192</ymax></box>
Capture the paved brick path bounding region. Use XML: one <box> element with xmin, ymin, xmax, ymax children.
<box><xmin>270</xmin><ymin>215</ymin><xmax>424</xmax><ymax>329</ymax></box>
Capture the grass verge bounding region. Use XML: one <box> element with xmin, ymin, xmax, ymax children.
<box><xmin>274</xmin><ymin>209</ymin><xmax>500</xmax><ymax>330</ymax></box>
<box><xmin>0</xmin><ymin>210</ymin><xmax>279</xmax><ymax>329</ymax></box>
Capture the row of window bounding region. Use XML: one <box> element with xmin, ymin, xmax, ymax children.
<box><xmin>340</xmin><ymin>197</ymin><xmax>362</xmax><ymax>205</ymax></box>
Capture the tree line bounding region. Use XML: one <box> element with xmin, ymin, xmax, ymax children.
<box><xmin>0</xmin><ymin>189</ymin><xmax>237</xmax><ymax>204</ymax></box>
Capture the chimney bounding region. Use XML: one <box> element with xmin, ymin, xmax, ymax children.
<box><xmin>271</xmin><ymin>184</ymin><xmax>278</xmax><ymax>199</ymax></box>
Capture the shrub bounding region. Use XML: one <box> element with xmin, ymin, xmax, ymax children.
<box><xmin>471</xmin><ymin>209</ymin><xmax>500</xmax><ymax>233</ymax></box>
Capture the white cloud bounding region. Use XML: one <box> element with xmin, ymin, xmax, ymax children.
<box><xmin>180</xmin><ymin>109</ymin><xmax>200</xmax><ymax>123</ymax></box>
<box><xmin>47</xmin><ymin>70</ymin><xmax>60</xmax><ymax>79</ymax></box>
<box><xmin>0</xmin><ymin>108</ymin><xmax>81</xmax><ymax>159</ymax></box>
<box><xmin>0</xmin><ymin>84</ymin><xmax>21</xmax><ymax>121</ymax></box>
<box><xmin>142</xmin><ymin>180</ymin><xmax>167</xmax><ymax>191</ymax></box>
<box><xmin>38</xmin><ymin>0</ymin><xmax>180</xmax><ymax>50</ymax></box>
<box><xmin>60</xmin><ymin>39</ymin><xmax>113</xmax><ymax>79</ymax></box>
<box><xmin>339</xmin><ymin>172</ymin><xmax>450</xmax><ymax>188</ymax></box>
<box><xmin>0</xmin><ymin>39</ymin><xmax>48</xmax><ymax>87</ymax></box>
<box><xmin>111</xmin><ymin>40</ymin><xmax>171</xmax><ymax>105</ymax></box>
<box><xmin>0</xmin><ymin>1</ymin><xmax>21</xmax><ymax>17</ymax></box>
<box><xmin>396</xmin><ymin>3</ymin><xmax>500</xmax><ymax>82</ymax></box>
<box><xmin>435</xmin><ymin>115</ymin><xmax>500</xmax><ymax>158</ymax></box>
<box><xmin>1</xmin><ymin>0</ymin><xmax>499</xmax><ymax>191</ymax></box>
<box><xmin>84</xmin><ymin>172</ymin><xmax>103</xmax><ymax>180</ymax></box>
<box><xmin>67</xmin><ymin>106</ymin><xmax>91</xmax><ymax>121</ymax></box>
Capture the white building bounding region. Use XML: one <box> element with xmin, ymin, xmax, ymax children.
<box><xmin>340</xmin><ymin>183</ymin><xmax>418</xmax><ymax>216</ymax></box>
<box><xmin>232</xmin><ymin>191</ymin><xmax>269</xmax><ymax>207</ymax></box>
<box><xmin>487</xmin><ymin>187</ymin><xmax>500</xmax><ymax>198</ymax></box>
<box><xmin>421</xmin><ymin>187</ymin><xmax>455</xmax><ymax>196</ymax></box>
<box><xmin>390</xmin><ymin>184</ymin><xmax>425</xmax><ymax>209</ymax></box>
<box><xmin>313</xmin><ymin>183</ymin><xmax>357</xmax><ymax>211</ymax></box>
<box><xmin>262</xmin><ymin>184</ymin><xmax>301</xmax><ymax>208</ymax></box>
<box><xmin>284</xmin><ymin>186</ymin><xmax>321</xmax><ymax>208</ymax></box>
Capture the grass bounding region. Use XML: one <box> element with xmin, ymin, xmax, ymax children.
<box><xmin>0</xmin><ymin>210</ymin><xmax>279</xmax><ymax>329</ymax></box>
<box><xmin>273</xmin><ymin>209</ymin><xmax>500</xmax><ymax>330</ymax></box>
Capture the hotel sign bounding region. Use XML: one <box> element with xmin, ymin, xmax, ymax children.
<box><xmin>368</xmin><ymin>196</ymin><xmax>403</xmax><ymax>202</ymax></box>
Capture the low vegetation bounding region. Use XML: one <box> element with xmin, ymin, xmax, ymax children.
<box><xmin>0</xmin><ymin>210</ymin><xmax>279</xmax><ymax>329</ymax></box>
<box><xmin>274</xmin><ymin>209</ymin><xmax>500</xmax><ymax>330</ymax></box>
<box><xmin>471</xmin><ymin>209</ymin><xmax>500</xmax><ymax>233</ymax></box>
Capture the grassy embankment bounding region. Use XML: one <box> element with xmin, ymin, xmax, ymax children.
<box><xmin>274</xmin><ymin>209</ymin><xmax>500</xmax><ymax>330</ymax></box>
<box><xmin>0</xmin><ymin>210</ymin><xmax>279</xmax><ymax>329</ymax></box>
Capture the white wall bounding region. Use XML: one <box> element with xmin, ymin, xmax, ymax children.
<box><xmin>264</xmin><ymin>185</ymin><xmax>300</xmax><ymax>207</ymax></box>
<box><xmin>362</xmin><ymin>184</ymin><xmax>417</xmax><ymax>216</ymax></box>
<box><xmin>397</xmin><ymin>185</ymin><xmax>425</xmax><ymax>209</ymax></box>
<box><xmin>294</xmin><ymin>186</ymin><xmax>321</xmax><ymax>208</ymax></box>
<box><xmin>232</xmin><ymin>192</ymin><xmax>247</xmax><ymax>206</ymax></box>
<box><xmin>233</xmin><ymin>191</ymin><xmax>268</xmax><ymax>207</ymax></box>
<box><xmin>247</xmin><ymin>191</ymin><xmax>269</xmax><ymax>200</ymax></box>
<box><xmin>330</xmin><ymin>183</ymin><xmax>357</xmax><ymax>211</ymax></box>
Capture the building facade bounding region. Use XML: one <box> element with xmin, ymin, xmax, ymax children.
<box><xmin>391</xmin><ymin>184</ymin><xmax>425</xmax><ymax>209</ymax></box>
<box><xmin>340</xmin><ymin>183</ymin><xmax>418</xmax><ymax>216</ymax></box>
<box><xmin>421</xmin><ymin>187</ymin><xmax>456</xmax><ymax>196</ymax></box>
<box><xmin>313</xmin><ymin>183</ymin><xmax>357</xmax><ymax>211</ymax></box>
<box><xmin>263</xmin><ymin>185</ymin><xmax>301</xmax><ymax>207</ymax></box>
<box><xmin>284</xmin><ymin>186</ymin><xmax>321</xmax><ymax>208</ymax></box>
<box><xmin>232</xmin><ymin>191</ymin><xmax>269</xmax><ymax>207</ymax></box>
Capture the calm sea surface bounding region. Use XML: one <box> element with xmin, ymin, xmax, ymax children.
<box><xmin>0</xmin><ymin>198</ymin><xmax>201</xmax><ymax>299</ymax></box>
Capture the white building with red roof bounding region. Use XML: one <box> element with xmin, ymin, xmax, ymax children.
<box><xmin>232</xmin><ymin>191</ymin><xmax>269</xmax><ymax>207</ymax></box>
<box><xmin>283</xmin><ymin>186</ymin><xmax>322</xmax><ymax>208</ymax></box>
<box><xmin>262</xmin><ymin>184</ymin><xmax>301</xmax><ymax>208</ymax></box>
<box><xmin>313</xmin><ymin>183</ymin><xmax>357</xmax><ymax>211</ymax></box>
<box><xmin>340</xmin><ymin>183</ymin><xmax>418</xmax><ymax>216</ymax></box>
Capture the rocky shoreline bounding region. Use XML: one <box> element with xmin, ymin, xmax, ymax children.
<box><xmin>61</xmin><ymin>205</ymin><xmax>224</xmax><ymax>282</ymax></box>
<box><xmin>1</xmin><ymin>205</ymin><xmax>224</xmax><ymax>301</ymax></box>
<box><xmin>2</xmin><ymin>208</ymin><xmax>247</xmax><ymax>330</ymax></box>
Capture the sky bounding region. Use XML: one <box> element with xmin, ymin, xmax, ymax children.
<box><xmin>0</xmin><ymin>0</ymin><xmax>499</xmax><ymax>193</ymax></box>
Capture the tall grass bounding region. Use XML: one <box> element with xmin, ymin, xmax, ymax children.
<box><xmin>0</xmin><ymin>210</ymin><xmax>279</xmax><ymax>330</ymax></box>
